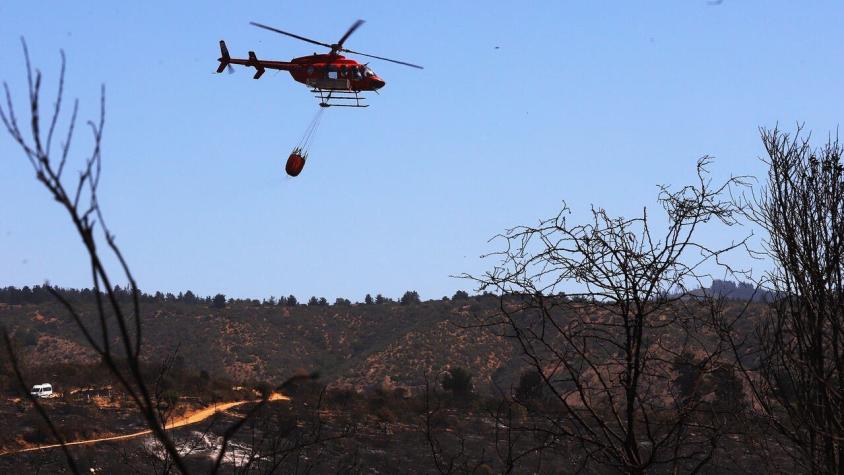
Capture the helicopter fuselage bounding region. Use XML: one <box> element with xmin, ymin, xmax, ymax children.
<box><xmin>289</xmin><ymin>54</ymin><xmax>385</xmax><ymax>91</ymax></box>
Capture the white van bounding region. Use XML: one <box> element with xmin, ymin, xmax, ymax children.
<box><xmin>30</xmin><ymin>383</ymin><xmax>53</xmax><ymax>398</ymax></box>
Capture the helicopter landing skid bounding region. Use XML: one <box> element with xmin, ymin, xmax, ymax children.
<box><xmin>311</xmin><ymin>88</ymin><xmax>369</xmax><ymax>108</ymax></box>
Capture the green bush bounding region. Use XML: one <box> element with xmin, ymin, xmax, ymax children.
<box><xmin>442</xmin><ymin>367</ymin><xmax>473</xmax><ymax>397</ymax></box>
<box><xmin>515</xmin><ymin>370</ymin><xmax>544</xmax><ymax>402</ymax></box>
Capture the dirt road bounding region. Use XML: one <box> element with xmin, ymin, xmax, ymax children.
<box><xmin>1</xmin><ymin>393</ymin><xmax>289</xmax><ymax>456</ymax></box>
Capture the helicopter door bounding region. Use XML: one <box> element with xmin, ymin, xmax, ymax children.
<box><xmin>313</xmin><ymin>66</ymin><xmax>350</xmax><ymax>90</ymax></box>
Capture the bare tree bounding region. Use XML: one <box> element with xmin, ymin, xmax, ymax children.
<box><xmin>0</xmin><ymin>38</ymin><xmax>192</xmax><ymax>473</ymax></box>
<box><xmin>726</xmin><ymin>126</ymin><xmax>844</xmax><ymax>474</ymax></box>
<box><xmin>0</xmin><ymin>40</ymin><xmax>320</xmax><ymax>474</ymax></box>
<box><xmin>465</xmin><ymin>158</ymin><xmax>748</xmax><ymax>473</ymax></box>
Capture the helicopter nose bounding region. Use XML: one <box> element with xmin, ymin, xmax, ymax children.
<box><xmin>372</xmin><ymin>77</ymin><xmax>385</xmax><ymax>89</ymax></box>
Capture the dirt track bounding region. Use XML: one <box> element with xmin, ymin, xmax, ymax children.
<box><xmin>0</xmin><ymin>393</ymin><xmax>289</xmax><ymax>456</ymax></box>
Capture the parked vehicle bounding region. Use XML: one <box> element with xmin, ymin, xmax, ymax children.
<box><xmin>30</xmin><ymin>383</ymin><xmax>53</xmax><ymax>398</ymax></box>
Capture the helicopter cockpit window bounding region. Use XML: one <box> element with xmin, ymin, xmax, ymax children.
<box><xmin>340</xmin><ymin>65</ymin><xmax>348</xmax><ymax>77</ymax></box>
<box><xmin>364</xmin><ymin>66</ymin><xmax>376</xmax><ymax>77</ymax></box>
<box><xmin>351</xmin><ymin>67</ymin><xmax>362</xmax><ymax>80</ymax></box>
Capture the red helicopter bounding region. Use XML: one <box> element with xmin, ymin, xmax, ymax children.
<box><xmin>216</xmin><ymin>19</ymin><xmax>423</xmax><ymax>108</ymax></box>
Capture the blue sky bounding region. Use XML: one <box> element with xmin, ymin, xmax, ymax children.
<box><xmin>1</xmin><ymin>1</ymin><xmax>842</xmax><ymax>301</ymax></box>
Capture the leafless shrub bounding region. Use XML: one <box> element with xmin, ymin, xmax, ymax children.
<box><xmin>463</xmin><ymin>158</ymin><xmax>749</xmax><ymax>473</ymax></box>
<box><xmin>0</xmin><ymin>40</ymin><xmax>322</xmax><ymax>474</ymax></box>
<box><xmin>0</xmin><ymin>37</ymin><xmax>188</xmax><ymax>473</ymax></box>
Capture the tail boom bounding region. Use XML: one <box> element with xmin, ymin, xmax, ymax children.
<box><xmin>215</xmin><ymin>41</ymin><xmax>297</xmax><ymax>79</ymax></box>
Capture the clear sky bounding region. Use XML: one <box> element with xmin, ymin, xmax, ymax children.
<box><xmin>1</xmin><ymin>1</ymin><xmax>842</xmax><ymax>301</ymax></box>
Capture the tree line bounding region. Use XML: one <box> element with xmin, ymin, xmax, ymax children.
<box><xmin>0</xmin><ymin>285</ymin><xmax>434</xmax><ymax>309</ymax></box>
<box><xmin>0</xmin><ymin>282</ymin><xmax>759</xmax><ymax>308</ymax></box>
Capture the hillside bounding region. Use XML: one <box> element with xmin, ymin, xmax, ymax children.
<box><xmin>0</xmin><ymin>296</ymin><xmax>525</xmax><ymax>395</ymax></box>
<box><xmin>0</xmin><ymin>294</ymin><xmax>776</xmax><ymax>473</ymax></box>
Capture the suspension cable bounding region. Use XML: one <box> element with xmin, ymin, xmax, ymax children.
<box><xmin>296</xmin><ymin>108</ymin><xmax>325</xmax><ymax>151</ymax></box>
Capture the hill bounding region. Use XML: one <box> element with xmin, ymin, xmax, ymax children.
<box><xmin>1</xmin><ymin>295</ymin><xmax>524</xmax><ymax>395</ymax></box>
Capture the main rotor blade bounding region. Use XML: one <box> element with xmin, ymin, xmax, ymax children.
<box><xmin>250</xmin><ymin>22</ymin><xmax>333</xmax><ymax>49</ymax></box>
<box><xmin>336</xmin><ymin>19</ymin><xmax>365</xmax><ymax>49</ymax></box>
<box><xmin>341</xmin><ymin>48</ymin><xmax>424</xmax><ymax>69</ymax></box>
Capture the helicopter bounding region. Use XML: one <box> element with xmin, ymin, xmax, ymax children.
<box><xmin>216</xmin><ymin>20</ymin><xmax>423</xmax><ymax>108</ymax></box>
